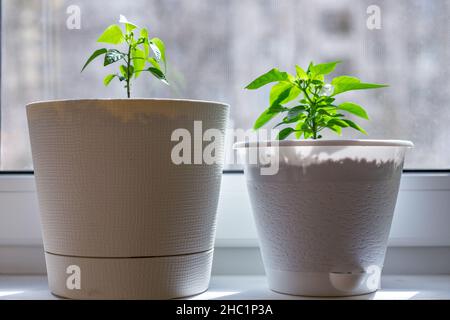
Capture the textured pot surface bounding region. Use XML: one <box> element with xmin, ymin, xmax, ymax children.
<box><xmin>46</xmin><ymin>249</ymin><xmax>213</xmax><ymax>299</ymax></box>
<box><xmin>27</xmin><ymin>99</ymin><xmax>228</xmax><ymax>299</ymax></box>
<box><xmin>28</xmin><ymin>99</ymin><xmax>228</xmax><ymax>257</ymax></box>
<box><xmin>236</xmin><ymin>140</ymin><xmax>412</xmax><ymax>296</ymax></box>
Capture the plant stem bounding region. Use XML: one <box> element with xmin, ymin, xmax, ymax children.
<box><xmin>126</xmin><ymin>44</ymin><xmax>132</xmax><ymax>98</ymax></box>
<box><xmin>301</xmin><ymin>87</ymin><xmax>314</xmax><ymax>105</ymax></box>
<box><xmin>312</xmin><ymin>121</ymin><xmax>318</xmax><ymax>139</ymax></box>
<box><xmin>301</xmin><ymin>86</ymin><xmax>318</xmax><ymax>139</ymax></box>
<box><xmin>312</xmin><ymin>104</ymin><xmax>318</xmax><ymax>139</ymax></box>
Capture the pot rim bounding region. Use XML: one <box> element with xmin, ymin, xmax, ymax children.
<box><xmin>26</xmin><ymin>98</ymin><xmax>229</xmax><ymax>109</ymax></box>
<box><xmin>233</xmin><ymin>139</ymin><xmax>414</xmax><ymax>148</ymax></box>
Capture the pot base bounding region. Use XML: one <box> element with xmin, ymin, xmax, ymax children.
<box><xmin>266</xmin><ymin>269</ymin><xmax>379</xmax><ymax>297</ymax></box>
<box><xmin>45</xmin><ymin>249</ymin><xmax>213</xmax><ymax>299</ymax></box>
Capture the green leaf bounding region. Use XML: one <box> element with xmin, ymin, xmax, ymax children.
<box><xmin>277</xmin><ymin>127</ymin><xmax>295</xmax><ymax>140</ymax></box>
<box><xmin>294</xmin><ymin>120</ymin><xmax>306</xmax><ymax>139</ymax></box>
<box><xmin>119</xmin><ymin>64</ymin><xmax>133</xmax><ymax>78</ymax></box>
<box><xmin>311</xmin><ymin>73</ymin><xmax>325</xmax><ymax>82</ymax></box>
<box><xmin>338</xmin><ymin>102</ymin><xmax>369</xmax><ymax>120</ymax></box>
<box><xmin>275</xmin><ymin>114</ymin><xmax>302</xmax><ymax>128</ymax></box>
<box><xmin>150</xmin><ymin>38</ymin><xmax>166</xmax><ymax>68</ymax></box>
<box><xmin>81</xmin><ymin>48</ymin><xmax>107</xmax><ymax>72</ymax></box>
<box><xmin>149</xmin><ymin>39</ymin><xmax>163</xmax><ymax>62</ymax></box>
<box><xmin>270</xmin><ymin>86</ymin><xmax>291</xmax><ymax>108</ymax></box>
<box><xmin>295</xmin><ymin>65</ymin><xmax>308</xmax><ymax>80</ymax></box>
<box><xmin>104</xmin><ymin>49</ymin><xmax>125</xmax><ymax>66</ymax></box>
<box><xmin>270</xmin><ymin>82</ymin><xmax>291</xmax><ymax>105</ymax></box>
<box><xmin>132</xmin><ymin>48</ymin><xmax>146</xmax><ymax>78</ymax></box>
<box><xmin>317</xmin><ymin>108</ymin><xmax>333</xmax><ymax>117</ymax></box>
<box><xmin>147</xmin><ymin>67</ymin><xmax>164</xmax><ymax>78</ymax></box>
<box><xmin>148</xmin><ymin>57</ymin><xmax>162</xmax><ymax>70</ymax></box>
<box><xmin>318</xmin><ymin>106</ymin><xmax>337</xmax><ymax>114</ymax></box>
<box><xmin>287</xmin><ymin>86</ymin><xmax>301</xmax><ymax>103</ymax></box>
<box><xmin>103</xmin><ymin>74</ymin><xmax>116</xmax><ymax>86</ymax></box>
<box><xmin>120</xmin><ymin>65</ymin><xmax>127</xmax><ymax>77</ymax></box>
<box><xmin>268</xmin><ymin>105</ymin><xmax>288</xmax><ymax>113</ymax></box>
<box><xmin>343</xmin><ymin>119</ymin><xmax>368</xmax><ymax>135</ymax></box>
<box><xmin>97</xmin><ymin>24</ymin><xmax>124</xmax><ymax>44</ymax></box>
<box><xmin>280</xmin><ymin>112</ymin><xmax>306</xmax><ymax>126</ymax></box>
<box><xmin>320</xmin><ymin>96</ymin><xmax>335</xmax><ymax>104</ymax></box>
<box><xmin>331</xmin><ymin>76</ymin><xmax>388</xmax><ymax>96</ymax></box>
<box><xmin>328</xmin><ymin>125</ymin><xmax>342</xmax><ymax>136</ymax></box>
<box><xmin>245</xmin><ymin>68</ymin><xmax>290</xmax><ymax>90</ymax></box>
<box><xmin>119</xmin><ymin>15</ymin><xmax>138</xmax><ymax>34</ymax></box>
<box><xmin>253</xmin><ymin>108</ymin><xmax>279</xmax><ymax>130</ymax></box>
<box><xmin>303</xmin><ymin>130</ymin><xmax>313</xmax><ymax>139</ymax></box>
<box><xmin>269</xmin><ymin>82</ymin><xmax>301</xmax><ymax>107</ymax></box>
<box><xmin>310</xmin><ymin>61</ymin><xmax>340</xmax><ymax>76</ymax></box>
<box><xmin>147</xmin><ymin>67</ymin><xmax>169</xmax><ymax>85</ymax></box>
<box><xmin>140</xmin><ymin>28</ymin><xmax>149</xmax><ymax>57</ymax></box>
<box><xmin>287</xmin><ymin>106</ymin><xmax>306</xmax><ymax>120</ymax></box>
<box><xmin>327</xmin><ymin>118</ymin><xmax>349</xmax><ymax>128</ymax></box>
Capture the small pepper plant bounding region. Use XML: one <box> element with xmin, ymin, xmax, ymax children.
<box><xmin>82</xmin><ymin>15</ymin><xmax>168</xmax><ymax>98</ymax></box>
<box><xmin>245</xmin><ymin>61</ymin><xmax>387</xmax><ymax>140</ymax></box>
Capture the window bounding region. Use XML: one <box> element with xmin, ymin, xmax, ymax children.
<box><xmin>1</xmin><ymin>1</ymin><xmax>450</xmax><ymax>283</ymax></box>
<box><xmin>1</xmin><ymin>0</ymin><xmax>449</xmax><ymax>170</ymax></box>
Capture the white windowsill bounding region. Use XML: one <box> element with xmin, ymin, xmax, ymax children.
<box><xmin>0</xmin><ymin>275</ymin><xmax>449</xmax><ymax>300</ymax></box>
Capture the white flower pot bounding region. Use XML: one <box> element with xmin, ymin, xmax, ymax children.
<box><xmin>27</xmin><ymin>99</ymin><xmax>229</xmax><ymax>299</ymax></box>
<box><xmin>234</xmin><ymin>140</ymin><xmax>413</xmax><ymax>297</ymax></box>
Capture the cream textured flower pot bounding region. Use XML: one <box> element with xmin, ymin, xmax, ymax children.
<box><xmin>234</xmin><ymin>140</ymin><xmax>413</xmax><ymax>297</ymax></box>
<box><xmin>27</xmin><ymin>99</ymin><xmax>229</xmax><ymax>299</ymax></box>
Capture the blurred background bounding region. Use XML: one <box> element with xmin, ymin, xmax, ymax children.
<box><xmin>1</xmin><ymin>0</ymin><xmax>449</xmax><ymax>169</ymax></box>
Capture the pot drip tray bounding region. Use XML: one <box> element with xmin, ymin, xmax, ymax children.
<box><xmin>44</xmin><ymin>249</ymin><xmax>213</xmax><ymax>299</ymax></box>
